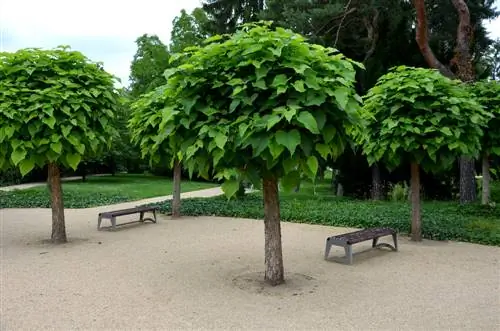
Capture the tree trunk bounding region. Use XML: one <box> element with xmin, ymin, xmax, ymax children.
<box><xmin>371</xmin><ymin>164</ymin><xmax>382</xmax><ymax>200</ymax></box>
<box><xmin>410</xmin><ymin>162</ymin><xmax>422</xmax><ymax>242</ymax></box>
<box><xmin>172</xmin><ymin>159</ymin><xmax>182</xmax><ymax>218</ymax></box>
<box><xmin>262</xmin><ymin>176</ymin><xmax>284</xmax><ymax>286</ymax></box>
<box><xmin>48</xmin><ymin>163</ymin><xmax>67</xmax><ymax>243</ymax></box>
<box><xmin>459</xmin><ymin>157</ymin><xmax>476</xmax><ymax>204</ymax></box>
<box><xmin>413</xmin><ymin>0</ymin><xmax>455</xmax><ymax>78</ymax></box>
<box><xmin>481</xmin><ymin>153</ymin><xmax>490</xmax><ymax>205</ymax></box>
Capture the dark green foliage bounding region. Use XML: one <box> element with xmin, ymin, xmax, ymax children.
<box><xmin>170</xmin><ymin>8</ymin><xmax>210</xmax><ymax>53</ymax></box>
<box><xmin>0</xmin><ymin>175</ymin><xmax>217</xmax><ymax>208</ymax></box>
<box><xmin>151</xmin><ymin>193</ymin><xmax>500</xmax><ymax>246</ymax></box>
<box><xmin>203</xmin><ymin>0</ymin><xmax>264</xmax><ymax>34</ymax></box>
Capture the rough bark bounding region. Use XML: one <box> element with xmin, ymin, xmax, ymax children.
<box><xmin>371</xmin><ymin>164</ymin><xmax>382</xmax><ymax>200</ymax></box>
<box><xmin>459</xmin><ymin>157</ymin><xmax>477</xmax><ymax>204</ymax></box>
<box><xmin>450</xmin><ymin>0</ymin><xmax>477</xmax><ymax>204</ymax></box>
<box><xmin>48</xmin><ymin>163</ymin><xmax>67</xmax><ymax>243</ymax></box>
<box><xmin>412</xmin><ymin>0</ymin><xmax>455</xmax><ymax>78</ymax></box>
<box><xmin>172</xmin><ymin>159</ymin><xmax>182</xmax><ymax>218</ymax></box>
<box><xmin>262</xmin><ymin>176</ymin><xmax>284</xmax><ymax>286</ymax></box>
<box><xmin>481</xmin><ymin>153</ymin><xmax>490</xmax><ymax>205</ymax></box>
<box><xmin>410</xmin><ymin>162</ymin><xmax>422</xmax><ymax>241</ymax></box>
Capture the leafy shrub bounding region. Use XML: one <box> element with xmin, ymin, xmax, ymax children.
<box><xmin>149</xmin><ymin>194</ymin><xmax>500</xmax><ymax>246</ymax></box>
<box><xmin>389</xmin><ymin>182</ymin><xmax>409</xmax><ymax>202</ymax></box>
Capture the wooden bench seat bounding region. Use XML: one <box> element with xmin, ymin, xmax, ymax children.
<box><xmin>324</xmin><ymin>227</ymin><xmax>398</xmax><ymax>264</ymax></box>
<box><xmin>97</xmin><ymin>205</ymin><xmax>159</xmax><ymax>230</ymax></box>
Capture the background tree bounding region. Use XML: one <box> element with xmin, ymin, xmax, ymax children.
<box><xmin>128</xmin><ymin>85</ymin><xmax>187</xmax><ymax>218</ymax></box>
<box><xmin>0</xmin><ymin>47</ymin><xmax>119</xmax><ymax>243</ymax></box>
<box><xmin>202</xmin><ymin>0</ymin><xmax>265</xmax><ymax>34</ymax></box>
<box><xmin>155</xmin><ymin>22</ymin><xmax>363</xmax><ymax>285</ymax></box>
<box><xmin>359</xmin><ymin>66</ymin><xmax>487</xmax><ymax>241</ymax></box>
<box><xmin>470</xmin><ymin>80</ymin><xmax>500</xmax><ymax>204</ymax></box>
<box><xmin>129</xmin><ymin>35</ymin><xmax>171</xmax><ymax>98</ymax></box>
<box><xmin>413</xmin><ymin>0</ymin><xmax>498</xmax><ymax>204</ymax></box>
<box><xmin>170</xmin><ymin>8</ymin><xmax>210</xmax><ymax>53</ymax></box>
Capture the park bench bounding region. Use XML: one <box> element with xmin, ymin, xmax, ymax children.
<box><xmin>97</xmin><ymin>205</ymin><xmax>159</xmax><ymax>230</ymax></box>
<box><xmin>324</xmin><ymin>227</ymin><xmax>398</xmax><ymax>265</ymax></box>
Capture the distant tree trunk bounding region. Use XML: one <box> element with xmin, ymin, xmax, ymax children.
<box><xmin>410</xmin><ymin>162</ymin><xmax>422</xmax><ymax>241</ymax></box>
<box><xmin>262</xmin><ymin>176</ymin><xmax>284</xmax><ymax>286</ymax></box>
<box><xmin>172</xmin><ymin>159</ymin><xmax>182</xmax><ymax>218</ymax></box>
<box><xmin>371</xmin><ymin>164</ymin><xmax>382</xmax><ymax>200</ymax></box>
<box><xmin>481</xmin><ymin>153</ymin><xmax>490</xmax><ymax>205</ymax></box>
<box><xmin>460</xmin><ymin>157</ymin><xmax>477</xmax><ymax>204</ymax></box>
<box><xmin>48</xmin><ymin>163</ymin><xmax>67</xmax><ymax>243</ymax></box>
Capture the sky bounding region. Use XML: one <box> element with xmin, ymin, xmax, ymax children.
<box><xmin>1</xmin><ymin>0</ymin><xmax>499</xmax><ymax>86</ymax></box>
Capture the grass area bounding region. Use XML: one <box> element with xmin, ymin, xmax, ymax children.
<box><xmin>0</xmin><ymin>174</ymin><xmax>217</xmax><ymax>208</ymax></box>
<box><xmin>151</xmin><ymin>180</ymin><xmax>500</xmax><ymax>246</ymax></box>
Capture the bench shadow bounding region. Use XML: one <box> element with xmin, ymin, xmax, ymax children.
<box><xmin>98</xmin><ymin>220</ymin><xmax>157</xmax><ymax>232</ymax></box>
<box><xmin>326</xmin><ymin>246</ymin><xmax>396</xmax><ymax>265</ymax></box>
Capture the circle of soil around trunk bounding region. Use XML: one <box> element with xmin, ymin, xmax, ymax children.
<box><xmin>232</xmin><ymin>271</ymin><xmax>319</xmax><ymax>297</ymax></box>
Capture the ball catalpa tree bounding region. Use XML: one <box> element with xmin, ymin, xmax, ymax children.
<box><xmin>359</xmin><ymin>66</ymin><xmax>489</xmax><ymax>241</ymax></box>
<box><xmin>470</xmin><ymin>80</ymin><xmax>500</xmax><ymax>205</ymax></box>
<box><xmin>128</xmin><ymin>86</ymin><xmax>185</xmax><ymax>218</ymax></box>
<box><xmin>157</xmin><ymin>22</ymin><xmax>363</xmax><ymax>285</ymax></box>
<box><xmin>0</xmin><ymin>47</ymin><xmax>119</xmax><ymax>243</ymax></box>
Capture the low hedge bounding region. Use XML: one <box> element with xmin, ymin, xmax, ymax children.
<box><xmin>151</xmin><ymin>194</ymin><xmax>500</xmax><ymax>246</ymax></box>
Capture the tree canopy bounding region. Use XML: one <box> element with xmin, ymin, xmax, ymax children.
<box><xmin>359</xmin><ymin>66</ymin><xmax>488</xmax><ymax>173</ymax></box>
<box><xmin>129</xmin><ymin>35</ymin><xmax>171</xmax><ymax>98</ymax></box>
<box><xmin>0</xmin><ymin>47</ymin><xmax>119</xmax><ymax>176</ymax></box>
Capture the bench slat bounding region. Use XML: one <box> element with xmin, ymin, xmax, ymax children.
<box><xmin>99</xmin><ymin>206</ymin><xmax>158</xmax><ymax>218</ymax></box>
<box><xmin>330</xmin><ymin>227</ymin><xmax>395</xmax><ymax>244</ymax></box>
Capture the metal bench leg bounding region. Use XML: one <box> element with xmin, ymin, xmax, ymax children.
<box><xmin>344</xmin><ymin>245</ymin><xmax>353</xmax><ymax>265</ymax></box>
<box><xmin>372</xmin><ymin>237</ymin><xmax>379</xmax><ymax>248</ymax></box>
<box><xmin>392</xmin><ymin>233</ymin><xmax>398</xmax><ymax>251</ymax></box>
<box><xmin>97</xmin><ymin>215</ymin><xmax>103</xmax><ymax>231</ymax></box>
<box><xmin>139</xmin><ymin>211</ymin><xmax>144</xmax><ymax>222</ymax></box>
<box><xmin>324</xmin><ymin>239</ymin><xmax>332</xmax><ymax>260</ymax></box>
<box><xmin>111</xmin><ymin>217</ymin><xmax>116</xmax><ymax>230</ymax></box>
<box><xmin>153</xmin><ymin>210</ymin><xmax>157</xmax><ymax>223</ymax></box>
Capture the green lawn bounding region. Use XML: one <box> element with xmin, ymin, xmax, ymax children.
<box><xmin>0</xmin><ymin>174</ymin><xmax>217</xmax><ymax>208</ymax></box>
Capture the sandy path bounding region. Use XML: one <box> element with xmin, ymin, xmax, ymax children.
<box><xmin>1</xmin><ymin>200</ymin><xmax>499</xmax><ymax>330</ymax></box>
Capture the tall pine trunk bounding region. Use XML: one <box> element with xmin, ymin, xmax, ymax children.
<box><xmin>172</xmin><ymin>159</ymin><xmax>182</xmax><ymax>218</ymax></box>
<box><xmin>460</xmin><ymin>157</ymin><xmax>476</xmax><ymax>204</ymax></box>
<box><xmin>481</xmin><ymin>153</ymin><xmax>490</xmax><ymax>205</ymax></box>
<box><xmin>410</xmin><ymin>162</ymin><xmax>422</xmax><ymax>241</ymax></box>
<box><xmin>48</xmin><ymin>163</ymin><xmax>67</xmax><ymax>243</ymax></box>
<box><xmin>262</xmin><ymin>176</ymin><xmax>284</xmax><ymax>286</ymax></box>
<box><xmin>371</xmin><ymin>164</ymin><xmax>382</xmax><ymax>200</ymax></box>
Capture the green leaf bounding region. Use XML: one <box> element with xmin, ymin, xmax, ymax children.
<box><xmin>215</xmin><ymin>132</ymin><xmax>228</xmax><ymax>149</ymax></box>
<box><xmin>221</xmin><ymin>180</ymin><xmax>240</xmax><ymax>198</ymax></box>
<box><xmin>11</xmin><ymin>149</ymin><xmax>27</xmax><ymax>166</ymax></box>
<box><xmin>275</xmin><ymin>130</ymin><xmax>301</xmax><ymax>155</ymax></box>
<box><xmin>66</xmin><ymin>153</ymin><xmax>82</xmax><ymax>170</ymax></box>
<box><xmin>315</xmin><ymin>144</ymin><xmax>330</xmax><ymax>159</ymax></box>
<box><xmin>266</xmin><ymin>114</ymin><xmax>282</xmax><ymax>130</ymax></box>
<box><xmin>280</xmin><ymin>171</ymin><xmax>301</xmax><ymax>193</ymax></box>
<box><xmin>293</xmin><ymin>80</ymin><xmax>306</xmax><ymax>92</ymax></box>
<box><xmin>42</xmin><ymin>117</ymin><xmax>56</xmax><ymax>129</ymax></box>
<box><xmin>441</xmin><ymin>127</ymin><xmax>453</xmax><ymax>136</ymax></box>
<box><xmin>269</xmin><ymin>139</ymin><xmax>285</xmax><ymax>159</ymax></box>
<box><xmin>50</xmin><ymin>141</ymin><xmax>63</xmax><ymax>154</ymax></box>
<box><xmin>297</xmin><ymin>111</ymin><xmax>319</xmax><ymax>134</ymax></box>
<box><xmin>306</xmin><ymin>155</ymin><xmax>319</xmax><ymax>176</ymax></box>
<box><xmin>19</xmin><ymin>158</ymin><xmax>35</xmax><ymax>176</ymax></box>
<box><xmin>332</xmin><ymin>87</ymin><xmax>350</xmax><ymax>109</ymax></box>
<box><xmin>271</xmin><ymin>74</ymin><xmax>288</xmax><ymax>87</ymax></box>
